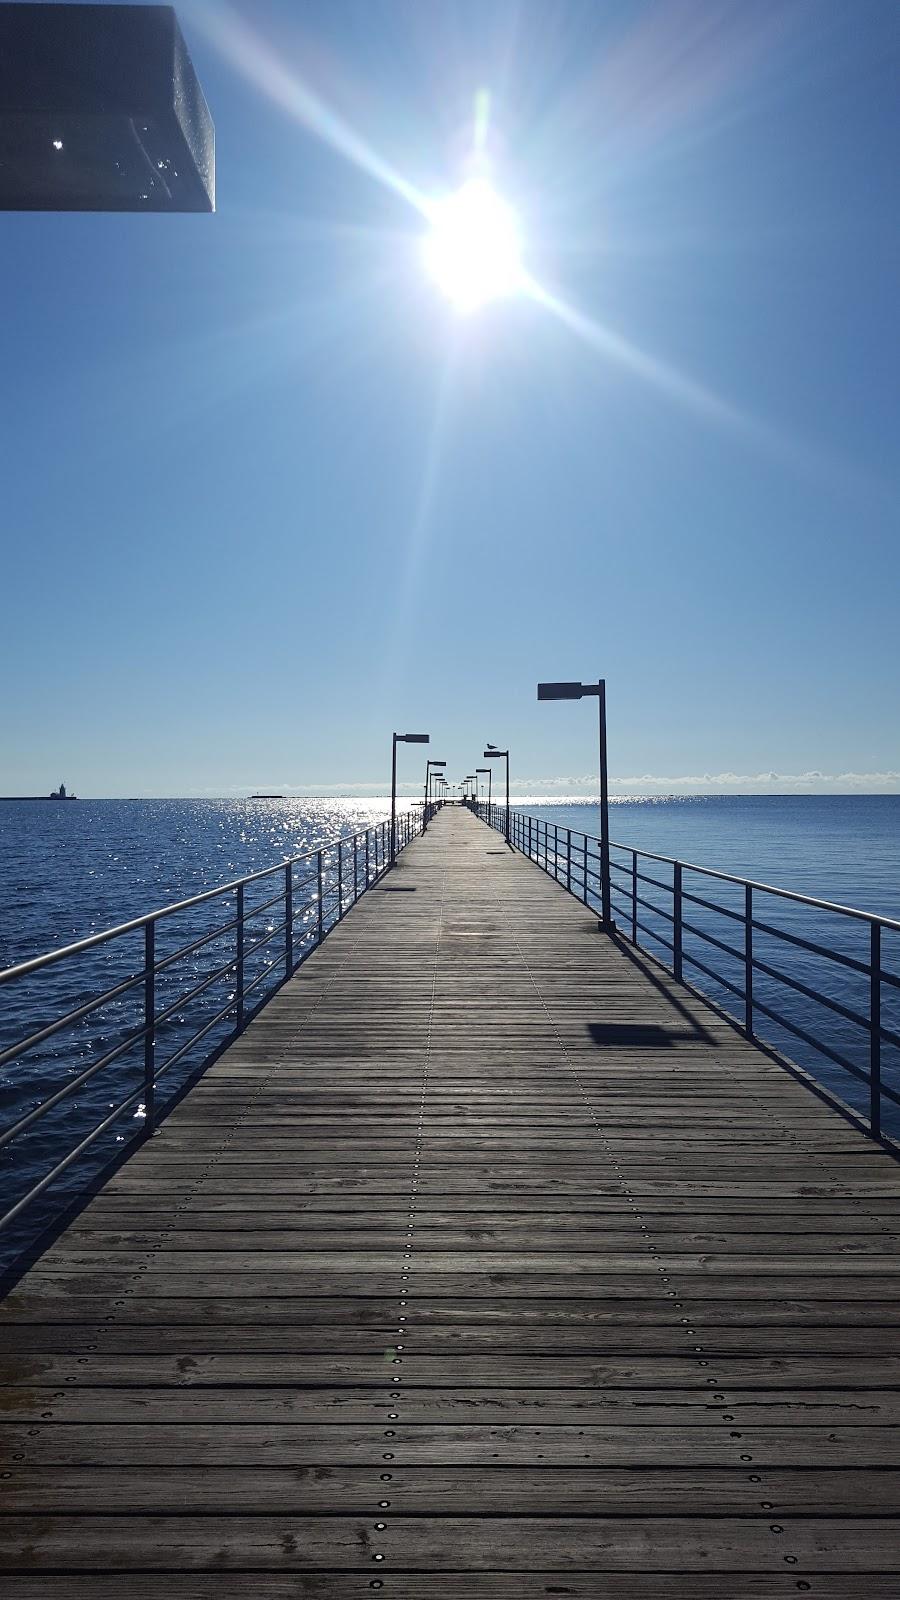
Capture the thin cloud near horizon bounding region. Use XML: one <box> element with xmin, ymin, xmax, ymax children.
<box><xmin>189</xmin><ymin>770</ymin><xmax>900</xmax><ymax>798</ymax></box>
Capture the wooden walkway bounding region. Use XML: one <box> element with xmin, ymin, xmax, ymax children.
<box><xmin>1</xmin><ymin>803</ymin><xmax>899</xmax><ymax>1595</ymax></box>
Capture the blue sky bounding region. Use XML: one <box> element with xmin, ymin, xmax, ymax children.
<box><xmin>2</xmin><ymin>0</ymin><xmax>898</xmax><ymax>796</ymax></box>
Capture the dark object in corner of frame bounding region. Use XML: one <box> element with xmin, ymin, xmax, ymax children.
<box><xmin>0</xmin><ymin>4</ymin><xmax>214</xmax><ymax>212</ymax></box>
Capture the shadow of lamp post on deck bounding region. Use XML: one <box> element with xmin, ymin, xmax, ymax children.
<box><xmin>0</xmin><ymin>4</ymin><xmax>214</xmax><ymax>213</ymax></box>
<box><xmin>483</xmin><ymin>746</ymin><xmax>510</xmax><ymax>843</ymax></box>
<box><xmin>391</xmin><ymin>733</ymin><xmax>429</xmax><ymax>863</ymax></box>
<box><xmin>423</xmin><ymin>759</ymin><xmax>446</xmax><ymax>829</ymax></box>
<box><xmin>537</xmin><ymin>680</ymin><xmax>613</xmax><ymax>930</ymax></box>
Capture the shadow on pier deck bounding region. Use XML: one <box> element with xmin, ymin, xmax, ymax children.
<box><xmin>1</xmin><ymin>804</ymin><xmax>899</xmax><ymax>1594</ymax></box>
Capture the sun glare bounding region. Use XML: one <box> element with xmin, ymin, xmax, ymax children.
<box><xmin>422</xmin><ymin>179</ymin><xmax>523</xmax><ymax>314</ymax></box>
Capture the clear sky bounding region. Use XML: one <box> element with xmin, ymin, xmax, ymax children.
<box><xmin>2</xmin><ymin>0</ymin><xmax>898</xmax><ymax>796</ymax></box>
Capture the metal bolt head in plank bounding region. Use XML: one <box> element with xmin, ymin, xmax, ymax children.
<box><xmin>0</xmin><ymin>4</ymin><xmax>214</xmax><ymax>211</ymax></box>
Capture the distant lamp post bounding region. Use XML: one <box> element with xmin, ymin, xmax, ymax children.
<box><xmin>476</xmin><ymin>766</ymin><xmax>491</xmax><ymax>812</ymax></box>
<box><xmin>0</xmin><ymin>4</ymin><xmax>214</xmax><ymax>212</ymax></box>
<box><xmin>391</xmin><ymin>732</ymin><xmax>429</xmax><ymax>862</ymax></box>
<box><xmin>424</xmin><ymin>759</ymin><xmax>446</xmax><ymax>827</ymax></box>
<box><xmin>537</xmin><ymin>680</ymin><xmax>612</xmax><ymax>929</ymax></box>
<box><xmin>483</xmin><ymin>746</ymin><xmax>509</xmax><ymax>842</ymax></box>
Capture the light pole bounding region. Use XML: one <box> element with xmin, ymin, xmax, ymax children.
<box><xmin>391</xmin><ymin>732</ymin><xmax>429</xmax><ymax>862</ymax></box>
<box><xmin>423</xmin><ymin>760</ymin><xmax>446</xmax><ymax>828</ymax></box>
<box><xmin>476</xmin><ymin>766</ymin><xmax>491</xmax><ymax>817</ymax></box>
<box><xmin>537</xmin><ymin>680</ymin><xmax>612</xmax><ymax>929</ymax></box>
<box><xmin>465</xmin><ymin>775</ymin><xmax>477</xmax><ymax>807</ymax></box>
<box><xmin>483</xmin><ymin>747</ymin><xmax>509</xmax><ymax>842</ymax></box>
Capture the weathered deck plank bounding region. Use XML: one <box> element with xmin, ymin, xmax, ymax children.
<box><xmin>1</xmin><ymin>803</ymin><xmax>898</xmax><ymax>1593</ymax></box>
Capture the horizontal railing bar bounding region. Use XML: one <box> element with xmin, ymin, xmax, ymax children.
<box><xmin>291</xmin><ymin>870</ymin><xmax>318</xmax><ymax>891</ymax></box>
<box><xmin>486</xmin><ymin>804</ymin><xmax>900</xmax><ymax>1126</ymax></box>
<box><xmin>634</xmin><ymin>868</ymin><xmax>673</xmax><ymax>893</ymax></box>
<box><xmin>680</xmin><ymin>886</ymin><xmax>745</xmax><ymax>924</ymax></box>
<box><xmin>0</xmin><ymin>823</ymin><xmax>391</xmax><ymax>984</ymax></box>
<box><xmin>750</xmin><ymin>952</ymin><xmax>872</xmax><ymax>1033</ymax></box>
<box><xmin>749</xmin><ymin>915</ymin><xmax>871</xmax><ymax>976</ymax></box>
<box><xmin>239</xmin><ymin>886</ymin><xmax>287</xmax><ymax>919</ymax></box>
<box><xmin>0</xmin><ymin>1016</ymin><xmax>150</xmax><ymax>1151</ymax></box>
<box><xmin>634</xmin><ymin>892</ymin><xmax>675</xmax><ymax>924</ymax></box>
<box><xmin>634</xmin><ymin>919</ymin><xmax>675</xmax><ymax>953</ymax></box>
<box><xmin>151</xmin><ymin>956</ymin><xmax>238</xmax><ymax>1034</ymax></box>
<box><xmin>0</xmin><ymin>968</ymin><xmax>145</xmax><ymax>1071</ymax></box>
<box><xmin>505</xmin><ymin>808</ymin><xmax>900</xmax><ymax>930</ymax></box>
<box><xmin>152</xmin><ymin>995</ymin><xmax>241</xmax><ymax>1083</ymax></box>
<box><xmin>0</xmin><ymin>1082</ymin><xmax>146</xmax><ymax>1233</ymax></box>
<box><xmin>753</xmin><ymin>995</ymin><xmax>900</xmax><ymax>1109</ymax></box>
<box><xmin>681</xmin><ymin>917</ymin><xmax>745</xmax><ymax>966</ymax></box>
<box><xmin>153</xmin><ymin>914</ymin><xmax>241</xmax><ymax>975</ymax></box>
<box><xmin>749</xmin><ymin>994</ymin><xmax>868</xmax><ymax>1083</ymax></box>
<box><xmin>239</xmin><ymin>920</ymin><xmax>289</xmax><ymax>967</ymax></box>
<box><xmin>681</xmin><ymin>948</ymin><xmax>747</xmax><ymax>1003</ymax></box>
<box><xmin>0</xmin><ymin>811</ymin><xmax>425</xmax><ymax>1242</ymax></box>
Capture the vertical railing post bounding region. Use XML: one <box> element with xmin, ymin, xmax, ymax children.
<box><xmin>744</xmin><ymin>884</ymin><xmax>753</xmax><ymax>1038</ymax></box>
<box><xmin>566</xmin><ymin>829</ymin><xmax>572</xmax><ymax>894</ymax></box>
<box><xmin>353</xmin><ymin>835</ymin><xmax>359</xmax><ymax>901</ymax></box>
<box><xmin>528</xmin><ymin>814</ymin><xmax>533</xmax><ymax>859</ymax></box>
<box><xmin>143</xmin><ymin>921</ymin><xmax>155</xmax><ymax>1134</ymax></box>
<box><xmin>366</xmin><ymin>827</ymin><xmax>370</xmax><ymax>886</ymax></box>
<box><xmin>631</xmin><ymin>851</ymin><xmax>637</xmax><ymax>942</ymax></box>
<box><xmin>337</xmin><ymin>841</ymin><xmax>343</xmax><ymax>919</ymax></box>
<box><xmin>284</xmin><ymin>864</ymin><xmax>293</xmax><ymax>978</ymax></box>
<box><xmin>673</xmin><ymin>862</ymin><xmax>682</xmax><ymax>982</ymax></box>
<box><xmin>236</xmin><ymin>884</ymin><xmax>245</xmax><ymax>1032</ymax></box>
<box><xmin>553</xmin><ymin>824</ymin><xmax>559</xmax><ymax>880</ymax></box>
<box><xmin>317</xmin><ymin>850</ymin><xmax>323</xmax><ymax>943</ymax></box>
<box><xmin>583</xmin><ymin>836</ymin><xmax>589</xmax><ymax>905</ymax></box>
<box><xmin>871</xmin><ymin>921</ymin><xmax>882</xmax><ymax>1140</ymax></box>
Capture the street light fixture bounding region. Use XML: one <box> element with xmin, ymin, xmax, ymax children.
<box><xmin>476</xmin><ymin>766</ymin><xmax>491</xmax><ymax>813</ymax></box>
<box><xmin>537</xmin><ymin>680</ymin><xmax>612</xmax><ymax>929</ymax></box>
<box><xmin>391</xmin><ymin>733</ymin><xmax>429</xmax><ymax>862</ymax></box>
<box><xmin>482</xmin><ymin>747</ymin><xmax>510</xmax><ymax>842</ymax></box>
<box><xmin>424</xmin><ymin>759</ymin><xmax>446</xmax><ymax>827</ymax></box>
<box><xmin>0</xmin><ymin>5</ymin><xmax>214</xmax><ymax>212</ymax></box>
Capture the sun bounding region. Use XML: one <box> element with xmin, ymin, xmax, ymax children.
<box><xmin>422</xmin><ymin>178</ymin><xmax>523</xmax><ymax>314</ymax></box>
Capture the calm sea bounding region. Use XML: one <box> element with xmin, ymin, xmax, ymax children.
<box><xmin>1</xmin><ymin>794</ymin><xmax>898</xmax><ymax>1272</ymax></box>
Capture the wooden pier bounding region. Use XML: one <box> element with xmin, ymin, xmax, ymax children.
<box><xmin>1</xmin><ymin>803</ymin><xmax>899</xmax><ymax>1595</ymax></box>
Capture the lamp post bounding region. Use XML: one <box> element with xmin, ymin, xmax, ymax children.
<box><xmin>476</xmin><ymin>766</ymin><xmax>491</xmax><ymax>817</ymax></box>
<box><xmin>537</xmin><ymin>680</ymin><xmax>612</xmax><ymax>929</ymax></box>
<box><xmin>483</xmin><ymin>747</ymin><xmax>509</xmax><ymax>842</ymax></box>
<box><xmin>464</xmin><ymin>775</ymin><xmax>477</xmax><ymax>807</ymax></box>
<box><xmin>391</xmin><ymin>733</ymin><xmax>429</xmax><ymax>863</ymax></box>
<box><xmin>424</xmin><ymin>759</ymin><xmax>446</xmax><ymax>827</ymax></box>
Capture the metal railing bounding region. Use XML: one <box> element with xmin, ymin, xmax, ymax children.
<box><xmin>477</xmin><ymin>801</ymin><xmax>900</xmax><ymax>1146</ymax></box>
<box><xmin>0</xmin><ymin>809</ymin><xmax>422</xmax><ymax>1253</ymax></box>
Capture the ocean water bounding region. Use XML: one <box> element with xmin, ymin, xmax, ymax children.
<box><xmin>1</xmin><ymin>793</ymin><xmax>898</xmax><ymax>1273</ymax></box>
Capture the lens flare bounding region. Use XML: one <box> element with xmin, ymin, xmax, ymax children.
<box><xmin>422</xmin><ymin>179</ymin><xmax>523</xmax><ymax>314</ymax></box>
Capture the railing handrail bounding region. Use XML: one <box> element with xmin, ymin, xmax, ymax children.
<box><xmin>502</xmin><ymin>805</ymin><xmax>900</xmax><ymax>933</ymax></box>
<box><xmin>0</xmin><ymin>820</ymin><xmax>391</xmax><ymax>985</ymax></box>
<box><xmin>473</xmin><ymin>796</ymin><xmax>899</xmax><ymax>1149</ymax></box>
<box><xmin>0</xmin><ymin>803</ymin><xmax>436</xmax><ymax>1261</ymax></box>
